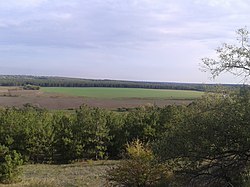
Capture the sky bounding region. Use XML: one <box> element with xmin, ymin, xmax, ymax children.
<box><xmin>0</xmin><ymin>0</ymin><xmax>250</xmax><ymax>84</ymax></box>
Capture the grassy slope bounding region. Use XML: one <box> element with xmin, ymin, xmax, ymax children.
<box><xmin>41</xmin><ymin>87</ymin><xmax>203</xmax><ymax>99</ymax></box>
<box><xmin>0</xmin><ymin>161</ymin><xmax>117</xmax><ymax>187</ymax></box>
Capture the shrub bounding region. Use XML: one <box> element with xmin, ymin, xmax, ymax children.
<box><xmin>106</xmin><ymin>140</ymin><xmax>171</xmax><ymax>187</ymax></box>
<box><xmin>0</xmin><ymin>145</ymin><xmax>23</xmax><ymax>184</ymax></box>
<box><xmin>23</xmin><ymin>84</ymin><xmax>40</xmax><ymax>90</ymax></box>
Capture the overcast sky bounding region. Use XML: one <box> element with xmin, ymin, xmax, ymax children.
<box><xmin>0</xmin><ymin>0</ymin><xmax>249</xmax><ymax>83</ymax></box>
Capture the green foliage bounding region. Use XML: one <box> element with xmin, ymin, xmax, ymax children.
<box><xmin>154</xmin><ymin>90</ymin><xmax>250</xmax><ymax>186</ymax></box>
<box><xmin>123</xmin><ymin>106</ymin><xmax>160</xmax><ymax>142</ymax></box>
<box><xmin>0</xmin><ymin>107</ymin><xmax>55</xmax><ymax>163</ymax></box>
<box><xmin>0</xmin><ymin>145</ymin><xmax>23</xmax><ymax>184</ymax></box>
<box><xmin>107</xmin><ymin>140</ymin><xmax>171</xmax><ymax>187</ymax></box>
<box><xmin>23</xmin><ymin>84</ymin><xmax>40</xmax><ymax>90</ymax></box>
<box><xmin>105</xmin><ymin>111</ymin><xmax>125</xmax><ymax>158</ymax></box>
<box><xmin>122</xmin><ymin>105</ymin><xmax>186</xmax><ymax>146</ymax></box>
<box><xmin>74</xmin><ymin>105</ymin><xmax>111</xmax><ymax>160</ymax></box>
<box><xmin>0</xmin><ymin>99</ymin><xmax>189</xmax><ymax>163</ymax></box>
<box><xmin>52</xmin><ymin>113</ymin><xmax>75</xmax><ymax>163</ymax></box>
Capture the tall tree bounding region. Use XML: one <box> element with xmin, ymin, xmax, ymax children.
<box><xmin>202</xmin><ymin>28</ymin><xmax>250</xmax><ymax>81</ymax></box>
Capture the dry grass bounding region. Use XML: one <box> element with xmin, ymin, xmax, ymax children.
<box><xmin>0</xmin><ymin>160</ymin><xmax>118</xmax><ymax>187</ymax></box>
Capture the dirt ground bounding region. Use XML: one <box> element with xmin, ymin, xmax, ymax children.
<box><xmin>0</xmin><ymin>87</ymin><xmax>193</xmax><ymax>110</ymax></box>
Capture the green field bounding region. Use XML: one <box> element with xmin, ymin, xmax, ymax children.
<box><xmin>41</xmin><ymin>87</ymin><xmax>203</xmax><ymax>99</ymax></box>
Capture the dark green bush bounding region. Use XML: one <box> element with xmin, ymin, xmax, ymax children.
<box><xmin>0</xmin><ymin>145</ymin><xmax>23</xmax><ymax>184</ymax></box>
<box><xmin>154</xmin><ymin>90</ymin><xmax>250</xmax><ymax>186</ymax></box>
<box><xmin>23</xmin><ymin>84</ymin><xmax>40</xmax><ymax>90</ymax></box>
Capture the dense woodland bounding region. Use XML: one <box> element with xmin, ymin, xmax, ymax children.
<box><xmin>1</xmin><ymin>87</ymin><xmax>250</xmax><ymax>186</ymax></box>
<box><xmin>0</xmin><ymin>75</ymin><xmax>242</xmax><ymax>91</ymax></box>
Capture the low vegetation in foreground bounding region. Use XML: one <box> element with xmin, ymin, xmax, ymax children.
<box><xmin>0</xmin><ymin>161</ymin><xmax>117</xmax><ymax>187</ymax></box>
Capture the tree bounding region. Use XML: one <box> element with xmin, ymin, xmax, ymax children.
<box><xmin>0</xmin><ymin>145</ymin><xmax>23</xmax><ymax>184</ymax></box>
<box><xmin>74</xmin><ymin>105</ymin><xmax>111</xmax><ymax>160</ymax></box>
<box><xmin>202</xmin><ymin>28</ymin><xmax>250</xmax><ymax>81</ymax></box>
<box><xmin>154</xmin><ymin>91</ymin><xmax>250</xmax><ymax>186</ymax></box>
<box><xmin>106</xmin><ymin>140</ymin><xmax>171</xmax><ymax>187</ymax></box>
<box><xmin>52</xmin><ymin>113</ymin><xmax>75</xmax><ymax>163</ymax></box>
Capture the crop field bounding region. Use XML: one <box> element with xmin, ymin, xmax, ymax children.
<box><xmin>41</xmin><ymin>87</ymin><xmax>203</xmax><ymax>99</ymax></box>
<box><xmin>0</xmin><ymin>87</ymin><xmax>203</xmax><ymax>109</ymax></box>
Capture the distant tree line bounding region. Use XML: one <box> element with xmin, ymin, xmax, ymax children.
<box><xmin>0</xmin><ymin>75</ymin><xmax>242</xmax><ymax>91</ymax></box>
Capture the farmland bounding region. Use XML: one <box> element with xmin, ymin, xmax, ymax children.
<box><xmin>41</xmin><ymin>87</ymin><xmax>203</xmax><ymax>99</ymax></box>
<box><xmin>0</xmin><ymin>86</ymin><xmax>203</xmax><ymax>110</ymax></box>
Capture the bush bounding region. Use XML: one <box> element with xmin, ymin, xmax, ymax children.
<box><xmin>23</xmin><ymin>84</ymin><xmax>40</xmax><ymax>90</ymax></box>
<box><xmin>0</xmin><ymin>145</ymin><xmax>23</xmax><ymax>184</ymax></box>
<box><xmin>106</xmin><ymin>140</ymin><xmax>171</xmax><ymax>187</ymax></box>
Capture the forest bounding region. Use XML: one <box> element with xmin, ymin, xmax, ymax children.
<box><xmin>0</xmin><ymin>75</ymin><xmax>241</xmax><ymax>92</ymax></box>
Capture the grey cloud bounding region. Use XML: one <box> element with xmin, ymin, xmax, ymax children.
<box><xmin>0</xmin><ymin>0</ymin><xmax>250</xmax><ymax>83</ymax></box>
<box><xmin>0</xmin><ymin>0</ymin><xmax>249</xmax><ymax>48</ymax></box>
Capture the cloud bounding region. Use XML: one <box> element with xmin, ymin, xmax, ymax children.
<box><xmin>0</xmin><ymin>0</ymin><xmax>47</xmax><ymax>9</ymax></box>
<box><xmin>0</xmin><ymin>0</ymin><xmax>250</xmax><ymax>83</ymax></box>
<box><xmin>195</xmin><ymin>0</ymin><xmax>250</xmax><ymax>9</ymax></box>
<box><xmin>0</xmin><ymin>0</ymin><xmax>249</xmax><ymax>49</ymax></box>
